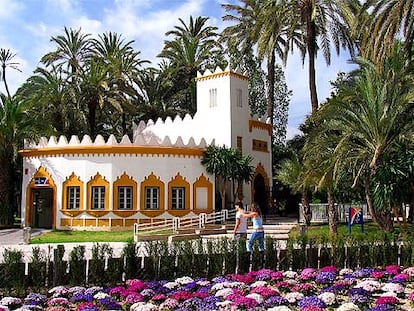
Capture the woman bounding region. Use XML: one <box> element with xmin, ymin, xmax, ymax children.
<box><xmin>243</xmin><ymin>203</ymin><xmax>264</xmax><ymax>253</ymax></box>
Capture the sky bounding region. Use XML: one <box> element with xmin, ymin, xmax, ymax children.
<box><xmin>0</xmin><ymin>0</ymin><xmax>354</xmax><ymax>140</ymax></box>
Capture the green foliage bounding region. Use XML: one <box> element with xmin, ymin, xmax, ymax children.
<box><xmin>121</xmin><ymin>240</ymin><xmax>139</xmax><ymax>280</ymax></box>
<box><xmin>88</xmin><ymin>243</ymin><xmax>117</xmax><ymax>286</ymax></box>
<box><xmin>28</xmin><ymin>247</ymin><xmax>47</xmax><ymax>289</ymax></box>
<box><xmin>0</xmin><ymin>248</ymin><xmax>25</xmax><ymax>290</ymax></box>
<box><xmin>68</xmin><ymin>245</ymin><xmax>86</xmax><ymax>286</ymax></box>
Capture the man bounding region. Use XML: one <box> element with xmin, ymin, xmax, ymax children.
<box><xmin>233</xmin><ymin>202</ymin><xmax>247</xmax><ymax>241</ymax></box>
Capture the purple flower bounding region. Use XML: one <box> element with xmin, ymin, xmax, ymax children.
<box><xmin>315</xmin><ymin>271</ymin><xmax>336</xmax><ymax>284</ymax></box>
<box><xmin>352</xmin><ymin>268</ymin><xmax>374</xmax><ymax>278</ymax></box>
<box><xmin>262</xmin><ymin>295</ymin><xmax>289</xmax><ymax>308</ymax></box>
<box><xmin>297</xmin><ymin>296</ymin><xmax>327</xmax><ymax>309</ymax></box>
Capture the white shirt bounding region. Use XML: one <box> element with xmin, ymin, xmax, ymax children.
<box><xmin>235</xmin><ymin>210</ymin><xmax>247</xmax><ymax>233</ymax></box>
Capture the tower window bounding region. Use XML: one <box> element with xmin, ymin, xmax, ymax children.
<box><xmin>209</xmin><ymin>88</ymin><xmax>217</xmax><ymax>107</ymax></box>
<box><xmin>236</xmin><ymin>89</ymin><xmax>242</xmax><ymax>107</ymax></box>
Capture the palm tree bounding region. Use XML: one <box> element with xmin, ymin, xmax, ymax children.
<box><xmin>362</xmin><ymin>0</ymin><xmax>414</xmax><ymax>62</ymax></box>
<box><xmin>16</xmin><ymin>66</ymin><xmax>86</xmax><ymax>136</ymax></box>
<box><xmin>0</xmin><ymin>49</ymin><xmax>22</xmax><ymax>100</ymax></box>
<box><xmin>0</xmin><ymin>94</ymin><xmax>49</xmax><ymax>225</ymax></box>
<box><xmin>276</xmin><ymin>151</ymin><xmax>313</xmax><ymax>226</ymax></box>
<box><xmin>201</xmin><ymin>145</ymin><xmax>254</xmax><ymax>211</ymax></box>
<box><xmin>222</xmin><ymin>0</ymin><xmax>293</xmax><ymax>126</ymax></box>
<box><xmin>285</xmin><ymin>0</ymin><xmax>358</xmax><ymax>113</ymax></box>
<box><xmin>41</xmin><ymin>27</ymin><xmax>93</xmax><ymax>80</ymax></box>
<box><xmin>92</xmin><ymin>32</ymin><xmax>149</xmax><ymax>135</ymax></box>
<box><xmin>158</xmin><ymin>16</ymin><xmax>225</xmax><ymax>114</ymax></box>
<box><xmin>303</xmin><ymin>116</ymin><xmax>340</xmax><ymax>235</ymax></box>
<box><xmin>311</xmin><ymin>42</ymin><xmax>414</xmax><ymax>232</ymax></box>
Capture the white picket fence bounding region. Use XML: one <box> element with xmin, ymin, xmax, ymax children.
<box><xmin>298</xmin><ymin>203</ymin><xmax>371</xmax><ymax>224</ymax></box>
<box><xmin>133</xmin><ymin>209</ymin><xmax>235</xmax><ymax>242</ymax></box>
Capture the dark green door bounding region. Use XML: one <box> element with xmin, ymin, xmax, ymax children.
<box><xmin>32</xmin><ymin>188</ymin><xmax>53</xmax><ymax>228</ymax></box>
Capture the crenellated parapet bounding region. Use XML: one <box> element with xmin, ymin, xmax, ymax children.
<box><xmin>23</xmin><ymin>131</ymin><xmax>211</xmax><ymax>150</ymax></box>
<box><xmin>195</xmin><ymin>65</ymin><xmax>249</xmax><ymax>82</ymax></box>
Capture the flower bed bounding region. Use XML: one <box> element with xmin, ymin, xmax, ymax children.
<box><xmin>1</xmin><ymin>265</ymin><xmax>414</xmax><ymax>310</ymax></box>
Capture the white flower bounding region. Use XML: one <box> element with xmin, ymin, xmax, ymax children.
<box><xmin>381</xmin><ymin>291</ymin><xmax>398</xmax><ymax>297</ymax></box>
<box><xmin>130</xmin><ymin>302</ymin><xmax>158</xmax><ymax>311</ymax></box>
<box><xmin>354</xmin><ymin>279</ymin><xmax>381</xmax><ymax>292</ymax></box>
<box><xmin>196</xmin><ymin>280</ymin><xmax>210</xmax><ymax>286</ymax></box>
<box><xmin>267</xmin><ymin>307</ymin><xmax>293</xmax><ymax>311</ymax></box>
<box><xmin>175</xmin><ymin>276</ymin><xmax>194</xmax><ymax>285</ymax></box>
<box><xmin>246</xmin><ymin>293</ymin><xmax>264</xmax><ymax>304</ymax></box>
<box><xmin>318</xmin><ymin>292</ymin><xmax>336</xmax><ymax>305</ymax></box>
<box><xmin>402</xmin><ymin>267</ymin><xmax>414</xmax><ymax>276</ymax></box>
<box><xmin>251</xmin><ymin>280</ymin><xmax>268</xmax><ymax>288</ymax></box>
<box><xmin>211</xmin><ymin>281</ymin><xmax>243</xmax><ymax>291</ymax></box>
<box><xmin>284</xmin><ymin>292</ymin><xmax>304</xmax><ymax>303</ymax></box>
<box><xmin>283</xmin><ymin>270</ymin><xmax>298</xmax><ymax>279</ymax></box>
<box><xmin>0</xmin><ymin>297</ymin><xmax>21</xmax><ymax>306</ymax></box>
<box><xmin>163</xmin><ymin>281</ymin><xmax>179</xmax><ymax>289</ymax></box>
<box><xmin>215</xmin><ymin>288</ymin><xmax>234</xmax><ymax>297</ymax></box>
<box><xmin>381</xmin><ymin>282</ymin><xmax>405</xmax><ymax>293</ymax></box>
<box><xmin>216</xmin><ymin>300</ymin><xmax>232</xmax><ymax>307</ymax></box>
<box><xmin>339</xmin><ymin>268</ymin><xmax>354</xmax><ymax>276</ymax></box>
<box><xmin>93</xmin><ymin>291</ymin><xmax>109</xmax><ymax>300</ymax></box>
<box><xmin>336</xmin><ymin>302</ymin><xmax>361</xmax><ymax>311</ymax></box>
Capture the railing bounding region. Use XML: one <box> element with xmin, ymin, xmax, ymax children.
<box><xmin>298</xmin><ymin>203</ymin><xmax>371</xmax><ymax>224</ymax></box>
<box><xmin>133</xmin><ymin>209</ymin><xmax>235</xmax><ymax>242</ymax></box>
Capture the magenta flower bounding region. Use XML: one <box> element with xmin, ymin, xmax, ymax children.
<box><xmin>250</xmin><ymin>286</ymin><xmax>279</xmax><ymax>299</ymax></box>
<box><xmin>125</xmin><ymin>279</ymin><xmax>147</xmax><ymax>292</ymax></box>
<box><xmin>320</xmin><ymin>266</ymin><xmax>338</xmax><ymax>274</ymax></box>
<box><xmin>385</xmin><ymin>265</ymin><xmax>401</xmax><ymax>275</ymax></box>
<box><xmin>171</xmin><ymin>291</ymin><xmax>193</xmax><ymax>301</ymax></box>
<box><xmin>375</xmin><ymin>296</ymin><xmax>399</xmax><ymax>305</ymax></box>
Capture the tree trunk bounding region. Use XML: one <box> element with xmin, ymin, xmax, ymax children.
<box><xmin>306</xmin><ymin>13</ymin><xmax>318</xmax><ymax>113</ymax></box>
<box><xmin>2</xmin><ymin>64</ymin><xmax>11</xmax><ymax>100</ymax></box>
<box><xmin>266</xmin><ymin>51</ymin><xmax>275</xmax><ymax>126</ymax></box>
<box><xmin>327</xmin><ymin>190</ymin><xmax>337</xmax><ymax>236</ymax></box>
<box><xmin>301</xmin><ymin>192</ymin><xmax>311</xmax><ymax>226</ymax></box>
<box><xmin>364</xmin><ymin>179</ymin><xmax>394</xmax><ymax>232</ymax></box>
<box><xmin>0</xmin><ymin>156</ymin><xmax>14</xmax><ymax>226</ymax></box>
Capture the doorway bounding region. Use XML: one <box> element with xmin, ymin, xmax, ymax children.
<box><xmin>253</xmin><ymin>174</ymin><xmax>268</xmax><ymax>216</ymax></box>
<box><xmin>31</xmin><ymin>188</ymin><xmax>53</xmax><ymax>228</ymax></box>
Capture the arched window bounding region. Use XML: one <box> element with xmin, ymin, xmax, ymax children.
<box><xmin>113</xmin><ymin>172</ymin><xmax>137</xmax><ymax>214</ymax></box>
<box><xmin>140</xmin><ymin>172</ymin><xmax>165</xmax><ymax>217</ymax></box>
<box><xmin>87</xmin><ymin>173</ymin><xmax>109</xmax><ymax>213</ymax></box>
<box><xmin>193</xmin><ymin>174</ymin><xmax>213</xmax><ymax>214</ymax></box>
<box><xmin>168</xmin><ymin>173</ymin><xmax>190</xmax><ymax>217</ymax></box>
<box><xmin>62</xmin><ymin>172</ymin><xmax>84</xmax><ymax>214</ymax></box>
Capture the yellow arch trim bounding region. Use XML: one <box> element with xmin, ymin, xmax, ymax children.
<box><xmin>25</xmin><ymin>166</ymin><xmax>57</xmax><ymax>228</ymax></box>
<box><xmin>193</xmin><ymin>174</ymin><xmax>213</xmax><ymax>214</ymax></box>
<box><xmin>86</xmin><ymin>172</ymin><xmax>110</xmax><ymax>216</ymax></box>
<box><xmin>140</xmin><ymin>172</ymin><xmax>165</xmax><ymax>217</ymax></box>
<box><xmin>113</xmin><ymin>172</ymin><xmax>138</xmax><ymax>215</ymax></box>
<box><xmin>168</xmin><ymin>173</ymin><xmax>190</xmax><ymax>217</ymax></box>
<box><xmin>62</xmin><ymin>172</ymin><xmax>84</xmax><ymax>216</ymax></box>
<box><xmin>251</xmin><ymin>162</ymin><xmax>270</xmax><ymax>200</ymax></box>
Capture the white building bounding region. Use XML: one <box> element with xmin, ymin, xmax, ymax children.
<box><xmin>19</xmin><ymin>67</ymin><xmax>272</xmax><ymax>230</ymax></box>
